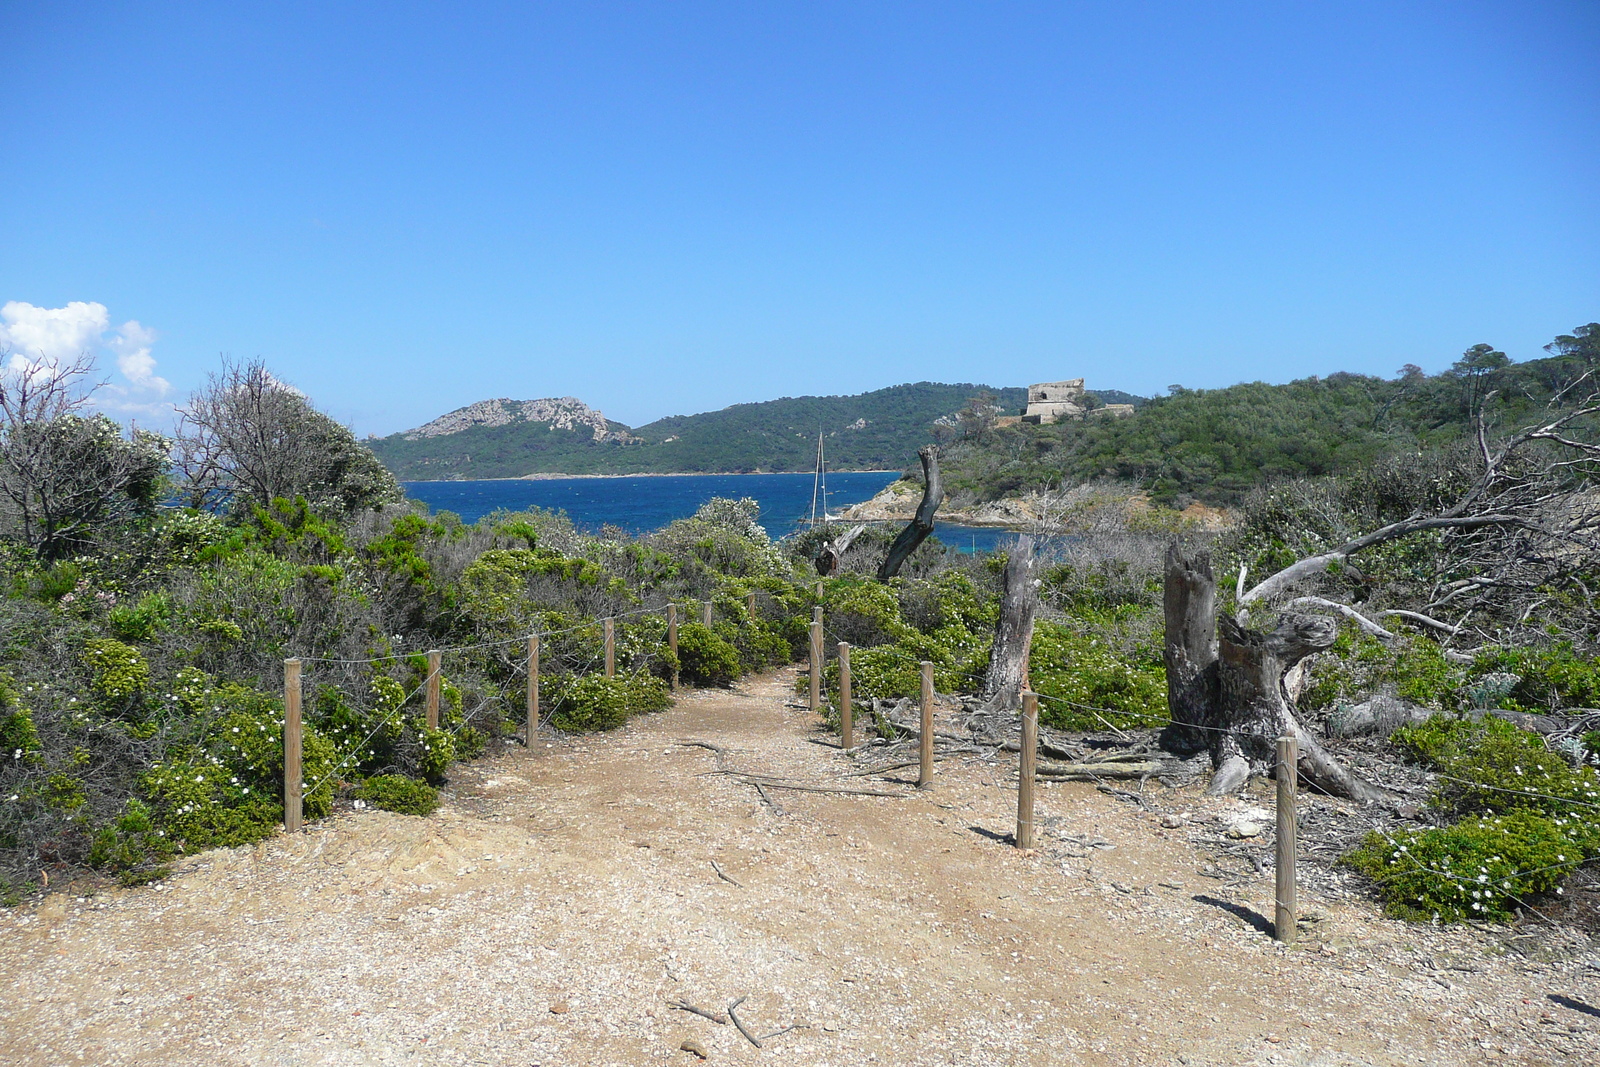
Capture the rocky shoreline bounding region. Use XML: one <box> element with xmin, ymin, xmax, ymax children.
<box><xmin>837</xmin><ymin>481</ymin><xmax>1235</xmax><ymax>531</ymax></box>
<box><xmin>835</xmin><ymin>480</ymin><xmax>1051</xmax><ymax>528</ymax></box>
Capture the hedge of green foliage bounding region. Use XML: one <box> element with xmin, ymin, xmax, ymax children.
<box><xmin>676</xmin><ymin>623</ymin><xmax>741</xmax><ymax>687</ymax></box>
<box><xmin>352</xmin><ymin>774</ymin><xmax>439</xmax><ymax>816</ymax></box>
<box><xmin>547</xmin><ymin>673</ymin><xmax>673</xmax><ymax>732</ymax></box>
<box><xmin>1343</xmin><ymin>714</ymin><xmax>1600</xmax><ymax>922</ymax></box>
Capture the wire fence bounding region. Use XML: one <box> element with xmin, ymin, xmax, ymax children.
<box><xmin>280</xmin><ymin>597</ymin><xmax>732</xmax><ymax>829</ymax></box>
<box><xmin>280</xmin><ymin>595</ymin><xmax>1596</xmax><ymax>935</ymax></box>
<box><xmin>806</xmin><ymin>615</ymin><xmax>1598</xmax><ymax>937</ymax></box>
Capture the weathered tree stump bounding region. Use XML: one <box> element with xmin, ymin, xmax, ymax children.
<box><xmin>1161</xmin><ymin>544</ymin><xmax>1395</xmax><ymax>804</ymax></box>
<box><xmin>815</xmin><ymin>523</ymin><xmax>868</xmax><ymax>576</ymax></box>
<box><xmin>978</xmin><ymin>534</ymin><xmax>1040</xmax><ymax>712</ymax></box>
<box><xmin>877</xmin><ymin>446</ymin><xmax>942</xmax><ymax>581</ymax></box>
<box><xmin>1159</xmin><ymin>544</ymin><xmax>1218</xmax><ymax>756</ymax></box>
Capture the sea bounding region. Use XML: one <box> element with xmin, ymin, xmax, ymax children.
<box><xmin>402</xmin><ymin>473</ymin><xmax>1016</xmax><ymax>554</ymax></box>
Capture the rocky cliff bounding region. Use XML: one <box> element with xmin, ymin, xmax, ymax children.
<box><xmin>402</xmin><ymin>397</ymin><xmax>635</xmax><ymax>443</ymax></box>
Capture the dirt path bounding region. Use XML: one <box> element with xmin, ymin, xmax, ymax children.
<box><xmin>2</xmin><ymin>669</ymin><xmax>1596</xmax><ymax>1066</ymax></box>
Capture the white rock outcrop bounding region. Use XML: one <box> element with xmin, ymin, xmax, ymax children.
<box><xmin>402</xmin><ymin>397</ymin><xmax>633</xmax><ymax>442</ymax></box>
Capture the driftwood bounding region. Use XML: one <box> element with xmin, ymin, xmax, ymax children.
<box><xmin>877</xmin><ymin>446</ymin><xmax>942</xmax><ymax>580</ymax></box>
<box><xmin>1035</xmin><ymin>758</ymin><xmax>1166</xmax><ymax>780</ymax></box>
<box><xmin>978</xmin><ymin>534</ymin><xmax>1041</xmax><ymax>711</ymax></box>
<box><xmin>815</xmin><ymin>523</ymin><xmax>868</xmax><ymax>576</ymax></box>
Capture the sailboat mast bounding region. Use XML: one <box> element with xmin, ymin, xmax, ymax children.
<box><xmin>819</xmin><ymin>431</ymin><xmax>829</xmax><ymax>521</ymax></box>
<box><xmin>810</xmin><ymin>430</ymin><xmax>822</xmax><ymax>525</ymax></box>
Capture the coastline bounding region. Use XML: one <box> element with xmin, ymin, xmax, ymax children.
<box><xmin>398</xmin><ymin>469</ymin><xmax>904</xmax><ymax>483</ymax></box>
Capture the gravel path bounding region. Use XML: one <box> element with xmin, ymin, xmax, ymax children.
<box><xmin>2</xmin><ymin>668</ymin><xmax>1596</xmax><ymax>1066</ymax></box>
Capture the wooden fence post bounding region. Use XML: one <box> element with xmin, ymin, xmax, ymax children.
<box><xmin>667</xmin><ymin>604</ymin><xmax>679</xmax><ymax>689</ymax></box>
<box><xmin>1017</xmin><ymin>690</ymin><xmax>1039</xmax><ymax>848</ymax></box>
<box><xmin>746</xmin><ymin>591</ymin><xmax>757</xmax><ymax>622</ymax></box>
<box><xmin>283</xmin><ymin>658</ymin><xmax>302</xmax><ymax>833</ymax></box>
<box><xmin>702</xmin><ymin>600</ymin><xmax>713</xmax><ymax>627</ymax></box>
<box><xmin>604</xmin><ymin>617</ymin><xmax>615</xmax><ymax>678</ymax></box>
<box><xmin>809</xmin><ymin>613</ymin><xmax>823</xmax><ymax>712</ymax></box>
<box><xmin>425</xmin><ymin>650</ymin><xmax>442</xmax><ymax>730</ymax></box>
<box><xmin>526</xmin><ymin>634</ymin><xmax>539</xmax><ymax>743</ymax></box>
<box><xmin>838</xmin><ymin>642</ymin><xmax>852</xmax><ymax>750</ymax></box>
<box><xmin>918</xmin><ymin>660</ymin><xmax>935</xmax><ymax>790</ymax></box>
<box><xmin>1276</xmin><ymin>735</ymin><xmax>1298</xmax><ymax>944</ymax></box>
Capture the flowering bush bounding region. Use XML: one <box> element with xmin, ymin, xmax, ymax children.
<box><xmin>352</xmin><ymin>774</ymin><xmax>438</xmax><ymax>816</ymax></box>
<box><xmin>1343</xmin><ymin>713</ymin><xmax>1600</xmax><ymax>921</ymax></box>
<box><xmin>1344</xmin><ymin>810</ymin><xmax>1584</xmax><ymax>922</ymax></box>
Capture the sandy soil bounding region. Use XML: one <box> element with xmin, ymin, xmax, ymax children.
<box><xmin>1</xmin><ymin>668</ymin><xmax>1596</xmax><ymax>1066</ymax></box>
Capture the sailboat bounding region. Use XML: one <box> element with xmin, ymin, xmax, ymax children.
<box><xmin>807</xmin><ymin>430</ymin><xmax>840</xmax><ymax>526</ymax></box>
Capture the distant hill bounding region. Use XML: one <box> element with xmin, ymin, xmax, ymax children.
<box><xmin>370</xmin><ymin>381</ymin><xmax>1034</xmax><ymax>480</ymax></box>
<box><xmin>934</xmin><ymin>353</ymin><xmax>1593</xmax><ymax>506</ymax></box>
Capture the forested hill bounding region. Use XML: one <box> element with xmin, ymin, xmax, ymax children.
<box><xmin>935</xmin><ymin>345</ymin><xmax>1596</xmax><ymax>507</ymax></box>
<box><xmin>370</xmin><ymin>382</ymin><xmax>1031</xmax><ymax>479</ymax></box>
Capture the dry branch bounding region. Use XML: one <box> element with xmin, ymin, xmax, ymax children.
<box><xmin>728</xmin><ymin>995</ymin><xmax>763</xmax><ymax>1048</ymax></box>
<box><xmin>669</xmin><ymin>1000</ymin><xmax>728</xmax><ymax>1025</ymax></box>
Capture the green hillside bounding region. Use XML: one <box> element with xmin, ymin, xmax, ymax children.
<box><xmin>372</xmin><ymin>382</ymin><xmax>1030</xmax><ymax>479</ymax></box>
<box><xmin>934</xmin><ymin>345</ymin><xmax>1596</xmax><ymax>506</ymax></box>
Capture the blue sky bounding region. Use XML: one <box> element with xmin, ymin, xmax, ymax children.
<box><xmin>1</xmin><ymin>2</ymin><xmax>1596</xmax><ymax>435</ymax></box>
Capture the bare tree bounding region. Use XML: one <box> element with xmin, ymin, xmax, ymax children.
<box><xmin>877</xmin><ymin>446</ymin><xmax>943</xmax><ymax>580</ymax></box>
<box><xmin>1237</xmin><ymin>375</ymin><xmax>1600</xmax><ymax>647</ymax></box>
<box><xmin>175</xmin><ymin>359</ymin><xmax>401</xmax><ymax>515</ymax></box>
<box><xmin>0</xmin><ymin>350</ymin><xmax>168</xmax><ymax>559</ymax></box>
<box><xmin>1164</xmin><ymin>374</ymin><xmax>1600</xmax><ymax>801</ymax></box>
<box><xmin>977</xmin><ymin>534</ymin><xmax>1041</xmax><ymax>711</ymax></box>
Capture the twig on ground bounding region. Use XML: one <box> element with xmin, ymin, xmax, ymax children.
<box><xmin>754</xmin><ymin>782</ymin><xmax>787</xmax><ymax>814</ymax></box>
<box><xmin>737</xmin><ymin>778</ymin><xmax>905</xmax><ymax>798</ymax></box>
<box><xmin>668</xmin><ymin>1000</ymin><xmax>728</xmax><ymax>1025</ymax></box>
<box><xmin>728</xmin><ymin>995</ymin><xmax>762</xmax><ymax>1048</ymax></box>
<box><xmin>710</xmin><ymin>859</ymin><xmax>742</xmax><ymax>887</ymax></box>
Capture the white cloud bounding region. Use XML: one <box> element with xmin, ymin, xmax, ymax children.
<box><xmin>0</xmin><ymin>301</ymin><xmax>171</xmax><ymax>420</ymax></box>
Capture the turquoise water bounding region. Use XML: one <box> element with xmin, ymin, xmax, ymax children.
<box><xmin>402</xmin><ymin>473</ymin><xmax>1016</xmax><ymax>553</ymax></box>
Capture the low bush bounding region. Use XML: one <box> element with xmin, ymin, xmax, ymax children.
<box><xmin>1392</xmin><ymin>714</ymin><xmax>1600</xmax><ymax>827</ymax></box>
<box><xmin>88</xmin><ymin>799</ymin><xmax>174</xmax><ymax>886</ymax></box>
<box><xmin>1343</xmin><ymin>713</ymin><xmax>1600</xmax><ymax>922</ymax></box>
<box><xmin>352</xmin><ymin>774</ymin><xmax>439</xmax><ymax>816</ymax></box>
<box><xmin>1029</xmin><ymin>616</ymin><xmax>1168</xmax><ymax>730</ymax></box>
<box><xmin>548</xmin><ymin>673</ymin><xmax>671</xmax><ymax>732</ymax></box>
<box><xmin>676</xmin><ymin>623</ymin><xmax>741</xmax><ymax>687</ymax></box>
<box><xmin>1343</xmin><ymin>808</ymin><xmax>1585</xmax><ymax>922</ymax></box>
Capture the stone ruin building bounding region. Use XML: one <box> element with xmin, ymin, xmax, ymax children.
<box><xmin>1022</xmin><ymin>378</ymin><xmax>1088</xmax><ymax>424</ymax></box>
<box><xmin>998</xmin><ymin>379</ymin><xmax>1135</xmax><ymax>425</ymax></box>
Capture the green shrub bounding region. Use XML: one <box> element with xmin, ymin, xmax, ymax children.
<box><xmin>1469</xmin><ymin>643</ymin><xmax>1600</xmax><ymax>712</ymax></box>
<box><xmin>0</xmin><ymin>689</ymin><xmax>41</xmax><ymax>759</ymax></box>
<box><xmin>145</xmin><ymin>684</ymin><xmax>338</xmax><ymax>848</ymax></box>
<box><xmin>1029</xmin><ymin>619</ymin><xmax>1168</xmax><ymax>729</ymax></box>
<box><xmin>81</xmin><ymin>638</ymin><xmax>149</xmax><ymax>701</ymax></box>
<box><xmin>548</xmin><ymin>673</ymin><xmax>671</xmax><ymax>732</ymax></box>
<box><xmin>353</xmin><ymin>774</ymin><xmax>439</xmax><ymax>816</ymax></box>
<box><xmin>1344</xmin><ymin>809</ymin><xmax>1584</xmax><ymax>922</ymax></box>
<box><xmin>88</xmin><ymin>800</ymin><xmax>175</xmax><ymax>886</ymax></box>
<box><xmin>1392</xmin><ymin>714</ymin><xmax>1600</xmax><ymax>830</ymax></box>
<box><xmin>415</xmin><ymin>728</ymin><xmax>456</xmax><ymax>780</ymax></box>
<box><xmin>676</xmin><ymin>623</ymin><xmax>740</xmax><ymax>687</ymax></box>
<box><xmin>1344</xmin><ymin>713</ymin><xmax>1600</xmax><ymax>922</ymax></box>
<box><xmin>108</xmin><ymin>592</ymin><xmax>172</xmax><ymax>642</ymax></box>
